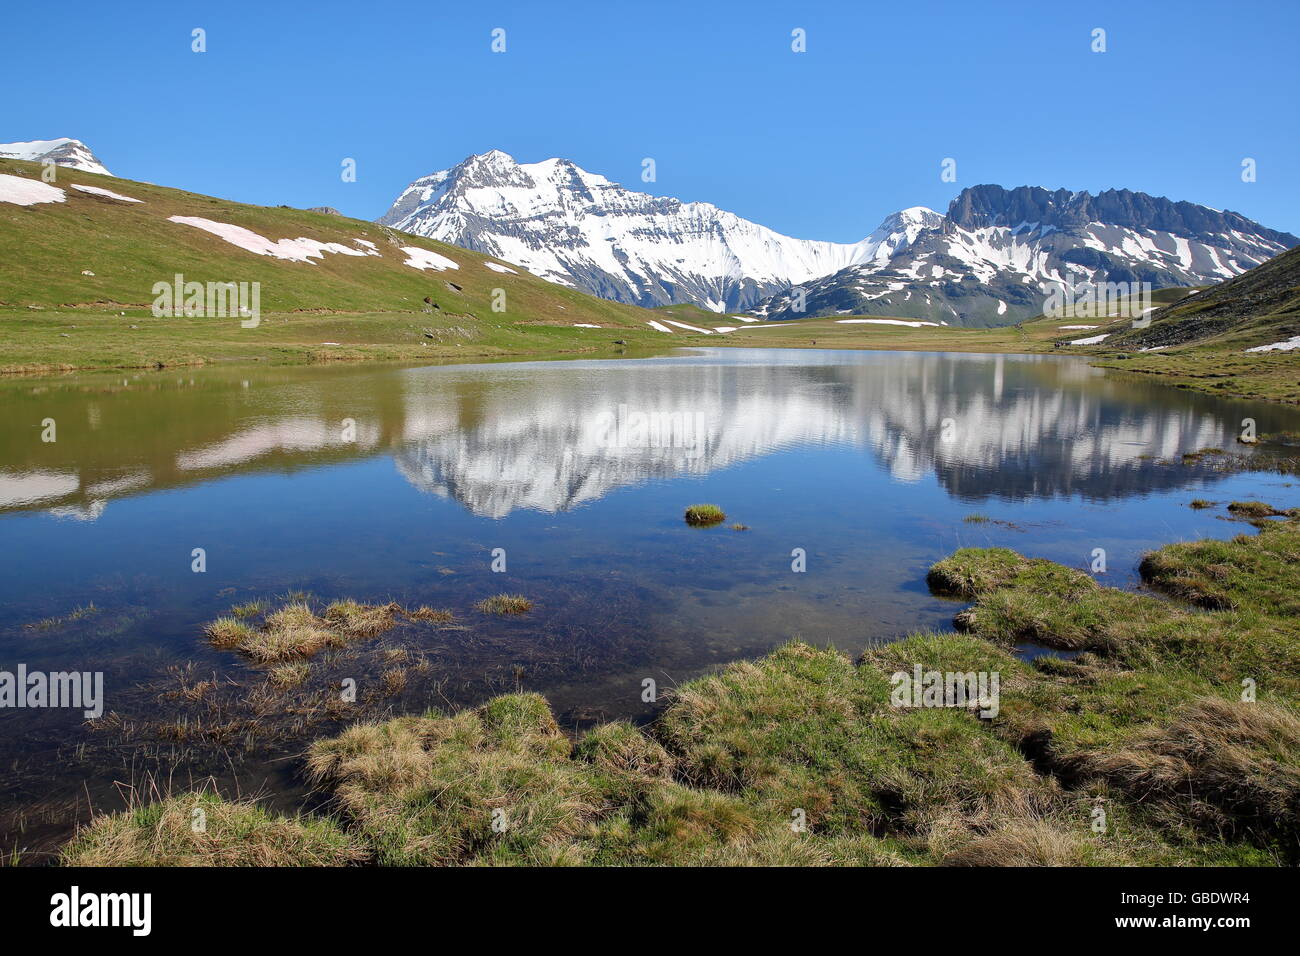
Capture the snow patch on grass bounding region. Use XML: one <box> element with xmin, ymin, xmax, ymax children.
<box><xmin>400</xmin><ymin>246</ymin><xmax>460</xmax><ymax>272</ymax></box>
<box><xmin>1069</xmin><ymin>333</ymin><xmax>1110</xmax><ymax>345</ymax></box>
<box><xmin>168</xmin><ymin>216</ymin><xmax>382</xmax><ymax>264</ymax></box>
<box><xmin>71</xmin><ymin>184</ymin><xmax>142</xmax><ymax>203</ymax></box>
<box><xmin>1245</xmin><ymin>336</ymin><xmax>1300</xmax><ymax>353</ymax></box>
<box><xmin>0</xmin><ymin>174</ymin><xmax>65</xmax><ymax>206</ymax></box>
<box><xmin>484</xmin><ymin>261</ymin><xmax>517</xmax><ymax>274</ymax></box>
<box><xmin>836</xmin><ymin>318</ymin><xmax>939</xmax><ymax>328</ymax></box>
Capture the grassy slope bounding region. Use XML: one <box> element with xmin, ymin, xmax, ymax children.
<box><xmin>0</xmin><ymin>158</ymin><xmax>671</xmax><ymax>372</ymax></box>
<box><xmin>4</xmin><ymin>157</ymin><xmax>1296</xmax><ymax>405</ymax></box>
<box><xmin>63</xmin><ymin>510</ymin><xmax>1300</xmax><ymax>867</ymax></box>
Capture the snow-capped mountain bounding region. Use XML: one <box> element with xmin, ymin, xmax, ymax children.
<box><xmin>378</xmin><ymin>149</ymin><xmax>926</xmax><ymax>312</ymax></box>
<box><xmin>0</xmin><ymin>138</ymin><xmax>111</xmax><ymax>176</ymax></box>
<box><xmin>753</xmin><ymin>185</ymin><xmax>1299</xmax><ymax>326</ymax></box>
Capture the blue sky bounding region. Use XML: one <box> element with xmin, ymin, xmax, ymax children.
<box><xmin>4</xmin><ymin>0</ymin><xmax>1297</xmax><ymax>239</ymax></box>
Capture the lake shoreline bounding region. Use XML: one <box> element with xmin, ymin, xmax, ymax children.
<box><xmin>5</xmin><ymin>306</ymin><xmax>1295</xmax><ymax>407</ymax></box>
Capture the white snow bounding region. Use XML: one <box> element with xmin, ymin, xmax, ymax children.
<box><xmin>713</xmin><ymin>327</ymin><xmax>738</xmax><ymax>333</ymax></box>
<box><xmin>573</xmin><ymin>323</ymin><xmax>600</xmax><ymax>328</ymax></box>
<box><xmin>663</xmin><ymin>319</ymin><xmax>715</xmax><ymax>334</ymax></box>
<box><xmin>400</xmin><ymin>246</ymin><xmax>460</xmax><ymax>271</ymax></box>
<box><xmin>0</xmin><ymin>174</ymin><xmax>66</xmax><ymax>206</ymax></box>
<box><xmin>379</xmin><ymin>150</ymin><xmax>941</xmax><ymax>310</ymax></box>
<box><xmin>1058</xmin><ymin>325</ymin><xmax>1099</xmax><ymax>330</ymax></box>
<box><xmin>731</xmin><ymin>315</ymin><xmax>758</xmax><ymax>322</ymax></box>
<box><xmin>168</xmin><ymin>216</ymin><xmax>383</xmax><ymax>264</ymax></box>
<box><xmin>71</xmin><ymin>184</ymin><xmax>142</xmax><ymax>203</ymax></box>
<box><xmin>1069</xmin><ymin>333</ymin><xmax>1110</xmax><ymax>345</ymax></box>
<box><xmin>484</xmin><ymin>261</ymin><xmax>517</xmax><ymax>274</ymax></box>
<box><xmin>835</xmin><ymin>318</ymin><xmax>939</xmax><ymax>328</ymax></box>
<box><xmin>0</xmin><ymin>138</ymin><xmax>112</xmax><ymax>176</ymax></box>
<box><xmin>997</xmin><ymin>300</ymin><xmax>1007</xmax><ymax>316</ymax></box>
<box><xmin>646</xmin><ymin>320</ymin><xmax>673</xmax><ymax>333</ymax></box>
<box><xmin>1245</xmin><ymin>336</ymin><xmax>1300</xmax><ymax>353</ymax></box>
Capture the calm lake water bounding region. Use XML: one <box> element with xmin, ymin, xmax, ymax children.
<box><xmin>2</xmin><ymin>347</ymin><xmax>1299</xmax><ymax>857</ymax></box>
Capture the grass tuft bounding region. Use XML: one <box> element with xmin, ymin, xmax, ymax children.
<box><xmin>684</xmin><ymin>504</ymin><xmax>726</xmax><ymax>526</ymax></box>
<box><xmin>475</xmin><ymin>594</ymin><xmax>533</xmax><ymax>616</ymax></box>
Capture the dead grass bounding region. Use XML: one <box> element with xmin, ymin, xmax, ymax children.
<box><xmin>475</xmin><ymin>594</ymin><xmax>533</xmax><ymax>616</ymax></box>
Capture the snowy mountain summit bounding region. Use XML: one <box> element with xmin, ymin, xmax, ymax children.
<box><xmin>0</xmin><ymin>138</ymin><xmax>112</xmax><ymax>176</ymax></box>
<box><xmin>380</xmin><ymin>151</ymin><xmax>1298</xmax><ymax>325</ymax></box>
<box><xmin>378</xmin><ymin>150</ymin><xmax>927</xmax><ymax>312</ymax></box>
<box><xmin>752</xmin><ymin>184</ymin><xmax>1300</xmax><ymax>326</ymax></box>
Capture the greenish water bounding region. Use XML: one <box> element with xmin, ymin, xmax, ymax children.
<box><xmin>2</xmin><ymin>347</ymin><xmax>1298</xmax><ymax>858</ymax></box>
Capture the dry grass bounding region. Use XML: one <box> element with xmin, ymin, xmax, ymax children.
<box><xmin>324</xmin><ymin>600</ymin><xmax>400</xmax><ymax>638</ymax></box>
<box><xmin>475</xmin><ymin>594</ymin><xmax>533</xmax><ymax>616</ymax></box>
<box><xmin>60</xmin><ymin>792</ymin><xmax>363</xmax><ymax>866</ymax></box>
<box><xmin>407</xmin><ymin>606</ymin><xmax>455</xmax><ymax>623</ymax></box>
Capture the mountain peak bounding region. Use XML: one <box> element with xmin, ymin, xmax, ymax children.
<box><xmin>0</xmin><ymin>138</ymin><xmax>112</xmax><ymax>176</ymax></box>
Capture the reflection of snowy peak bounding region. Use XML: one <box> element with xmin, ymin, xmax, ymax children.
<box><xmin>753</xmin><ymin>185</ymin><xmax>1298</xmax><ymax>327</ymax></box>
<box><xmin>0</xmin><ymin>354</ymin><xmax>1261</xmax><ymax>521</ymax></box>
<box><xmin>378</xmin><ymin>150</ymin><xmax>926</xmax><ymax>312</ymax></box>
<box><xmin>0</xmin><ymin>138</ymin><xmax>112</xmax><ymax>176</ymax></box>
<box><xmin>389</xmin><ymin>354</ymin><xmax>1239</xmax><ymax>516</ymax></box>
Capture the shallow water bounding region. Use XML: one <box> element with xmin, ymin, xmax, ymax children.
<box><xmin>2</xmin><ymin>348</ymin><xmax>1298</xmax><ymax>857</ymax></box>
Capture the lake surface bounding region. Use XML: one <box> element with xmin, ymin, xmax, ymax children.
<box><xmin>3</xmin><ymin>347</ymin><xmax>1299</xmax><ymax>857</ymax></box>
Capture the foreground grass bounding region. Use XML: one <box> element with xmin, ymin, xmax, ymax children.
<box><xmin>66</xmin><ymin>516</ymin><xmax>1300</xmax><ymax>866</ymax></box>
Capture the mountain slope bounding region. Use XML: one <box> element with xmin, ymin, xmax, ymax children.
<box><xmin>378</xmin><ymin>150</ymin><xmax>925</xmax><ymax>312</ymax></box>
<box><xmin>1104</xmin><ymin>245</ymin><xmax>1300</xmax><ymax>352</ymax></box>
<box><xmin>0</xmin><ymin>138</ymin><xmax>112</xmax><ymax>176</ymax></box>
<box><xmin>0</xmin><ymin>157</ymin><xmax>670</xmax><ymax>372</ymax></box>
<box><xmin>753</xmin><ymin>185</ymin><xmax>1298</xmax><ymax>327</ymax></box>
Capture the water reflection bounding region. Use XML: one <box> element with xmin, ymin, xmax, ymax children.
<box><xmin>2</xmin><ymin>350</ymin><xmax>1291</xmax><ymax>520</ymax></box>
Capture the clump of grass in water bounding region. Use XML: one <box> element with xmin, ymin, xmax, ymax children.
<box><xmin>684</xmin><ymin>504</ymin><xmax>726</xmax><ymax>526</ymax></box>
<box><xmin>963</xmin><ymin>514</ymin><xmax>991</xmax><ymax>524</ymax></box>
<box><xmin>407</xmin><ymin>606</ymin><xmax>455</xmax><ymax>623</ymax></box>
<box><xmin>230</xmin><ymin>600</ymin><xmax>267</xmax><ymax>619</ymax></box>
<box><xmin>204</xmin><ymin>598</ymin><xmax>399</xmax><ymax>663</ymax></box>
<box><xmin>1189</xmin><ymin>499</ymin><xmax>1215</xmax><ymax>509</ymax></box>
<box><xmin>204</xmin><ymin>617</ymin><xmax>254</xmax><ymax>650</ymax></box>
<box><xmin>324</xmin><ymin>600</ymin><xmax>400</xmax><ymax>638</ymax></box>
<box><xmin>268</xmin><ymin>661</ymin><xmax>310</xmax><ymax>688</ymax></box>
<box><xmin>731</xmin><ymin>523</ymin><xmax>749</xmax><ymax>531</ymax></box>
<box><xmin>476</xmin><ymin>594</ymin><xmax>533</xmax><ymax>616</ymax></box>
<box><xmin>1228</xmin><ymin>500</ymin><xmax>1281</xmax><ymax>518</ymax></box>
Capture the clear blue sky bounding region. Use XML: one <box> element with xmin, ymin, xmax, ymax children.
<box><xmin>4</xmin><ymin>0</ymin><xmax>1297</xmax><ymax>239</ymax></box>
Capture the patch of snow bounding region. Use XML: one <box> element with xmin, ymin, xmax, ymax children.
<box><xmin>0</xmin><ymin>173</ymin><xmax>66</xmax><ymax>206</ymax></box>
<box><xmin>71</xmin><ymin>184</ymin><xmax>142</xmax><ymax>203</ymax></box>
<box><xmin>484</xmin><ymin>261</ymin><xmax>517</xmax><ymax>274</ymax></box>
<box><xmin>1069</xmin><ymin>333</ymin><xmax>1110</xmax><ymax>345</ymax></box>
<box><xmin>646</xmin><ymin>320</ymin><xmax>673</xmax><ymax>333</ymax></box>
<box><xmin>663</xmin><ymin>319</ymin><xmax>714</xmax><ymax>334</ymax></box>
<box><xmin>168</xmin><ymin>216</ymin><xmax>383</xmax><ymax>264</ymax></box>
<box><xmin>399</xmin><ymin>246</ymin><xmax>460</xmax><ymax>272</ymax></box>
<box><xmin>997</xmin><ymin>300</ymin><xmax>1007</xmax><ymax>316</ymax></box>
<box><xmin>1058</xmin><ymin>325</ymin><xmax>1099</xmax><ymax>330</ymax></box>
<box><xmin>835</xmin><ymin>318</ymin><xmax>939</xmax><ymax>328</ymax></box>
<box><xmin>1245</xmin><ymin>336</ymin><xmax>1300</xmax><ymax>353</ymax></box>
<box><xmin>573</xmin><ymin>323</ymin><xmax>600</xmax><ymax>328</ymax></box>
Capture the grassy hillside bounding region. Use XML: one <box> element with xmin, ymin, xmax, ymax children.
<box><xmin>0</xmin><ymin>159</ymin><xmax>670</xmax><ymax>372</ymax></box>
